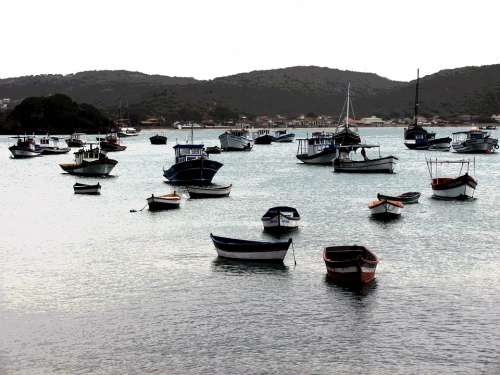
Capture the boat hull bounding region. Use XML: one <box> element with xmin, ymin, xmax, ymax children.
<box><xmin>369</xmin><ymin>200</ymin><xmax>402</xmax><ymax>219</ymax></box>
<box><xmin>164</xmin><ymin>158</ymin><xmax>223</xmax><ymax>185</ymax></box>
<box><xmin>66</xmin><ymin>140</ymin><xmax>85</xmax><ymax>147</ymax></box>
<box><xmin>100</xmin><ymin>141</ymin><xmax>126</xmax><ymax>152</ymax></box>
<box><xmin>59</xmin><ymin>159</ymin><xmax>117</xmax><ymax>176</ymax></box>
<box><xmin>296</xmin><ymin>148</ymin><xmax>336</xmax><ymax>165</ymax></box>
<box><xmin>9</xmin><ymin>146</ymin><xmax>42</xmax><ymax>158</ymax></box>
<box><xmin>377</xmin><ymin>192</ymin><xmax>420</xmax><ymax>204</ymax></box>
<box><xmin>254</xmin><ymin>134</ymin><xmax>273</xmax><ymax>144</ymax></box>
<box><xmin>211</xmin><ymin>234</ymin><xmax>291</xmax><ymax>262</ymax></box>
<box><xmin>187</xmin><ymin>184</ymin><xmax>231</xmax><ymax>198</ymax></box>
<box><xmin>219</xmin><ymin>133</ymin><xmax>254</xmax><ymax>151</ymax></box>
<box><xmin>40</xmin><ymin>147</ymin><xmax>71</xmax><ymax>155</ymax></box>
<box><xmin>334</xmin><ymin>156</ymin><xmax>397</xmax><ymax>173</ymax></box>
<box><xmin>428</xmin><ymin>137</ymin><xmax>452</xmax><ymax>151</ymax></box>
<box><xmin>147</xmin><ymin>196</ymin><xmax>181</xmax><ymax>210</ymax></box>
<box><xmin>451</xmin><ymin>138</ymin><xmax>498</xmax><ymax>153</ymax></box>
<box><xmin>262</xmin><ymin>215</ymin><xmax>299</xmax><ymax>233</ymax></box>
<box><xmin>273</xmin><ymin>134</ymin><xmax>295</xmax><ymax>143</ymax></box>
<box><xmin>74</xmin><ymin>184</ymin><xmax>101</xmax><ymax>195</ymax></box>
<box><xmin>323</xmin><ymin>247</ymin><xmax>378</xmax><ymax>285</ymax></box>
<box><xmin>150</xmin><ymin>136</ymin><xmax>167</xmax><ymax>145</ymax></box>
<box><xmin>431</xmin><ymin>174</ymin><xmax>477</xmax><ymax>200</ymax></box>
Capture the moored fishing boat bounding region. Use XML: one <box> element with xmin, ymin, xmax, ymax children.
<box><xmin>451</xmin><ymin>129</ymin><xmax>498</xmax><ymax>153</ymax></box>
<box><xmin>428</xmin><ymin>137</ymin><xmax>452</xmax><ymax>151</ymax></box>
<box><xmin>426</xmin><ymin>158</ymin><xmax>477</xmax><ymax>200</ymax></box>
<box><xmin>272</xmin><ymin>129</ymin><xmax>295</xmax><ymax>143</ymax></box>
<box><xmin>59</xmin><ymin>145</ymin><xmax>117</xmax><ymax>176</ymax></box>
<box><xmin>261</xmin><ymin>206</ymin><xmax>300</xmax><ymax>234</ymax></box>
<box><xmin>73</xmin><ymin>182</ymin><xmax>101</xmax><ymax>195</ymax></box>
<box><xmin>368</xmin><ymin>199</ymin><xmax>403</xmax><ymax>219</ymax></box>
<box><xmin>254</xmin><ymin>129</ymin><xmax>274</xmax><ymax>144</ymax></box>
<box><xmin>296</xmin><ymin>136</ymin><xmax>336</xmax><ymax>164</ymax></box>
<box><xmin>205</xmin><ymin>146</ymin><xmax>222</xmax><ymax>154</ymax></box>
<box><xmin>219</xmin><ymin>129</ymin><xmax>254</xmax><ymax>151</ymax></box>
<box><xmin>66</xmin><ymin>133</ymin><xmax>87</xmax><ymax>147</ymax></box>
<box><xmin>99</xmin><ymin>133</ymin><xmax>127</xmax><ymax>152</ymax></box>
<box><xmin>8</xmin><ymin>135</ymin><xmax>42</xmax><ymax>158</ymax></box>
<box><xmin>38</xmin><ymin>135</ymin><xmax>70</xmax><ymax>155</ymax></box>
<box><xmin>210</xmin><ymin>234</ymin><xmax>292</xmax><ymax>262</ymax></box>
<box><xmin>187</xmin><ymin>184</ymin><xmax>232</xmax><ymax>198</ymax></box>
<box><xmin>150</xmin><ymin>134</ymin><xmax>167</xmax><ymax>145</ymax></box>
<box><xmin>147</xmin><ymin>192</ymin><xmax>181</xmax><ymax>210</ymax></box>
<box><xmin>334</xmin><ymin>83</ymin><xmax>361</xmax><ymax>146</ymax></box>
<box><xmin>376</xmin><ymin>192</ymin><xmax>421</xmax><ymax>204</ymax></box>
<box><xmin>117</xmin><ymin>126</ymin><xmax>139</xmax><ymax>137</ymax></box>
<box><xmin>333</xmin><ymin>144</ymin><xmax>397</xmax><ymax>173</ymax></box>
<box><xmin>323</xmin><ymin>245</ymin><xmax>379</xmax><ymax>284</ymax></box>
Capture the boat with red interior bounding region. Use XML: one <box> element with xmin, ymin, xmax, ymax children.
<box><xmin>323</xmin><ymin>245</ymin><xmax>379</xmax><ymax>284</ymax></box>
<box><xmin>426</xmin><ymin>158</ymin><xmax>477</xmax><ymax>200</ymax></box>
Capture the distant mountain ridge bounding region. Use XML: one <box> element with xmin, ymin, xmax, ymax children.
<box><xmin>1</xmin><ymin>65</ymin><xmax>500</xmax><ymax>119</ymax></box>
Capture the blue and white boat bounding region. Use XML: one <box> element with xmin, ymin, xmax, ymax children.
<box><xmin>163</xmin><ymin>144</ymin><xmax>223</xmax><ymax>185</ymax></box>
<box><xmin>273</xmin><ymin>129</ymin><xmax>295</xmax><ymax>143</ymax></box>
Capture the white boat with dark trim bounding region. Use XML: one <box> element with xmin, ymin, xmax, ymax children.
<box><xmin>187</xmin><ymin>184</ymin><xmax>232</xmax><ymax>198</ymax></box>
<box><xmin>426</xmin><ymin>158</ymin><xmax>477</xmax><ymax>200</ymax></box>
<box><xmin>8</xmin><ymin>135</ymin><xmax>42</xmax><ymax>158</ymax></box>
<box><xmin>296</xmin><ymin>136</ymin><xmax>336</xmax><ymax>164</ymax></box>
<box><xmin>368</xmin><ymin>199</ymin><xmax>403</xmax><ymax>219</ymax></box>
<box><xmin>38</xmin><ymin>135</ymin><xmax>71</xmax><ymax>155</ymax></box>
<box><xmin>451</xmin><ymin>129</ymin><xmax>498</xmax><ymax>153</ymax></box>
<box><xmin>73</xmin><ymin>182</ymin><xmax>101</xmax><ymax>195</ymax></box>
<box><xmin>219</xmin><ymin>129</ymin><xmax>254</xmax><ymax>151</ymax></box>
<box><xmin>261</xmin><ymin>206</ymin><xmax>300</xmax><ymax>234</ymax></box>
<box><xmin>59</xmin><ymin>145</ymin><xmax>117</xmax><ymax>176</ymax></box>
<box><xmin>273</xmin><ymin>129</ymin><xmax>295</xmax><ymax>143</ymax></box>
<box><xmin>210</xmin><ymin>234</ymin><xmax>292</xmax><ymax>262</ymax></box>
<box><xmin>117</xmin><ymin>127</ymin><xmax>139</xmax><ymax>137</ymax></box>
<box><xmin>333</xmin><ymin>144</ymin><xmax>397</xmax><ymax>173</ymax></box>
<box><xmin>147</xmin><ymin>192</ymin><xmax>181</xmax><ymax>210</ymax></box>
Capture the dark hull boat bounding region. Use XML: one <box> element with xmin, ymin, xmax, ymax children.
<box><xmin>187</xmin><ymin>184</ymin><xmax>232</xmax><ymax>198</ymax></box>
<box><xmin>147</xmin><ymin>193</ymin><xmax>181</xmax><ymax>210</ymax></box>
<box><xmin>210</xmin><ymin>234</ymin><xmax>292</xmax><ymax>262</ymax></box>
<box><xmin>66</xmin><ymin>133</ymin><xmax>86</xmax><ymax>148</ymax></box>
<box><xmin>150</xmin><ymin>134</ymin><xmax>167</xmax><ymax>145</ymax></box>
<box><xmin>377</xmin><ymin>192</ymin><xmax>421</xmax><ymax>204</ymax></box>
<box><xmin>205</xmin><ymin>146</ymin><xmax>222</xmax><ymax>154</ymax></box>
<box><xmin>73</xmin><ymin>182</ymin><xmax>101</xmax><ymax>195</ymax></box>
<box><xmin>261</xmin><ymin>206</ymin><xmax>300</xmax><ymax>234</ymax></box>
<box><xmin>254</xmin><ymin>134</ymin><xmax>274</xmax><ymax>144</ymax></box>
<box><xmin>164</xmin><ymin>158</ymin><xmax>223</xmax><ymax>185</ymax></box>
<box><xmin>60</xmin><ymin>146</ymin><xmax>118</xmax><ymax>177</ymax></box>
<box><xmin>99</xmin><ymin>134</ymin><xmax>126</xmax><ymax>152</ymax></box>
<box><xmin>404</xmin><ymin>126</ymin><xmax>436</xmax><ymax>150</ymax></box>
<box><xmin>323</xmin><ymin>245</ymin><xmax>379</xmax><ymax>284</ymax></box>
<box><xmin>334</xmin><ymin>127</ymin><xmax>361</xmax><ymax>146</ymax></box>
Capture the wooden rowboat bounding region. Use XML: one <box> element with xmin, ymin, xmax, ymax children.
<box><xmin>73</xmin><ymin>182</ymin><xmax>101</xmax><ymax>195</ymax></box>
<box><xmin>376</xmin><ymin>192</ymin><xmax>421</xmax><ymax>204</ymax></box>
<box><xmin>187</xmin><ymin>184</ymin><xmax>232</xmax><ymax>199</ymax></box>
<box><xmin>368</xmin><ymin>199</ymin><xmax>403</xmax><ymax>219</ymax></box>
<box><xmin>147</xmin><ymin>192</ymin><xmax>181</xmax><ymax>211</ymax></box>
<box><xmin>323</xmin><ymin>245</ymin><xmax>379</xmax><ymax>284</ymax></box>
<box><xmin>210</xmin><ymin>234</ymin><xmax>292</xmax><ymax>262</ymax></box>
<box><xmin>261</xmin><ymin>206</ymin><xmax>300</xmax><ymax>234</ymax></box>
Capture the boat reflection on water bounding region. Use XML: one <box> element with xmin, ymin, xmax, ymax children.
<box><xmin>211</xmin><ymin>257</ymin><xmax>290</xmax><ymax>276</ymax></box>
<box><xmin>324</xmin><ymin>275</ymin><xmax>379</xmax><ymax>298</ymax></box>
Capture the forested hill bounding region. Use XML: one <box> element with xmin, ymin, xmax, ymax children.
<box><xmin>1</xmin><ymin>65</ymin><xmax>500</xmax><ymax>119</ymax></box>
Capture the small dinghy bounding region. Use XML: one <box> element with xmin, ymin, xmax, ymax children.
<box><xmin>187</xmin><ymin>184</ymin><xmax>232</xmax><ymax>199</ymax></box>
<box><xmin>150</xmin><ymin>134</ymin><xmax>167</xmax><ymax>145</ymax></box>
<box><xmin>323</xmin><ymin>245</ymin><xmax>379</xmax><ymax>284</ymax></box>
<box><xmin>73</xmin><ymin>182</ymin><xmax>101</xmax><ymax>195</ymax></box>
<box><xmin>210</xmin><ymin>234</ymin><xmax>292</xmax><ymax>262</ymax></box>
<box><xmin>368</xmin><ymin>199</ymin><xmax>403</xmax><ymax>219</ymax></box>
<box><xmin>261</xmin><ymin>206</ymin><xmax>300</xmax><ymax>234</ymax></box>
<box><xmin>147</xmin><ymin>192</ymin><xmax>181</xmax><ymax>211</ymax></box>
<box><xmin>205</xmin><ymin>146</ymin><xmax>222</xmax><ymax>154</ymax></box>
<box><xmin>376</xmin><ymin>192</ymin><xmax>421</xmax><ymax>204</ymax></box>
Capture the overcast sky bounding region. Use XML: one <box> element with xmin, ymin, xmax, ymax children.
<box><xmin>2</xmin><ymin>0</ymin><xmax>499</xmax><ymax>81</ymax></box>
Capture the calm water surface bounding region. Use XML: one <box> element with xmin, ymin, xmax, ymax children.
<box><xmin>1</xmin><ymin>127</ymin><xmax>499</xmax><ymax>374</ymax></box>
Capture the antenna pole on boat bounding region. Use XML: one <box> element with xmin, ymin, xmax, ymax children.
<box><xmin>291</xmin><ymin>240</ymin><xmax>297</xmax><ymax>266</ymax></box>
<box><xmin>191</xmin><ymin>123</ymin><xmax>194</xmax><ymax>144</ymax></box>
<box><xmin>414</xmin><ymin>69</ymin><xmax>420</xmax><ymax>126</ymax></box>
<box><xmin>346</xmin><ymin>82</ymin><xmax>350</xmax><ymax>129</ymax></box>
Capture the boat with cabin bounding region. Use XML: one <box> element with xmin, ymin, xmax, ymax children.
<box><xmin>323</xmin><ymin>245</ymin><xmax>379</xmax><ymax>284</ymax></box>
<box><xmin>451</xmin><ymin>128</ymin><xmax>498</xmax><ymax>153</ymax></box>
<box><xmin>65</xmin><ymin>133</ymin><xmax>87</xmax><ymax>147</ymax></box>
<box><xmin>147</xmin><ymin>192</ymin><xmax>181</xmax><ymax>210</ymax></box>
<box><xmin>59</xmin><ymin>144</ymin><xmax>118</xmax><ymax>176</ymax></box>
<box><xmin>334</xmin><ymin>83</ymin><xmax>361</xmax><ymax>146</ymax></box>
<box><xmin>261</xmin><ymin>206</ymin><xmax>301</xmax><ymax>234</ymax></box>
<box><xmin>73</xmin><ymin>182</ymin><xmax>101</xmax><ymax>195</ymax></box>
<box><xmin>333</xmin><ymin>144</ymin><xmax>397</xmax><ymax>173</ymax></box>
<box><xmin>187</xmin><ymin>184</ymin><xmax>232</xmax><ymax>198</ymax></box>
<box><xmin>210</xmin><ymin>234</ymin><xmax>292</xmax><ymax>262</ymax></box>
<box><xmin>368</xmin><ymin>199</ymin><xmax>403</xmax><ymax>219</ymax></box>
<box><xmin>254</xmin><ymin>129</ymin><xmax>274</xmax><ymax>144</ymax></box>
<box><xmin>296</xmin><ymin>135</ymin><xmax>336</xmax><ymax>164</ymax></box>
<box><xmin>99</xmin><ymin>133</ymin><xmax>127</xmax><ymax>152</ymax></box>
<box><xmin>426</xmin><ymin>158</ymin><xmax>477</xmax><ymax>200</ymax></box>
<box><xmin>38</xmin><ymin>135</ymin><xmax>70</xmax><ymax>155</ymax></box>
<box><xmin>117</xmin><ymin>127</ymin><xmax>139</xmax><ymax>137</ymax></box>
<box><xmin>272</xmin><ymin>129</ymin><xmax>295</xmax><ymax>143</ymax></box>
<box><xmin>219</xmin><ymin>129</ymin><xmax>254</xmax><ymax>151</ymax></box>
<box><xmin>8</xmin><ymin>135</ymin><xmax>42</xmax><ymax>158</ymax></box>
<box><xmin>404</xmin><ymin>69</ymin><xmax>451</xmax><ymax>150</ymax></box>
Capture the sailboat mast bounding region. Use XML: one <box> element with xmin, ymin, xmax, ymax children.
<box><xmin>414</xmin><ymin>69</ymin><xmax>420</xmax><ymax>126</ymax></box>
<box><xmin>346</xmin><ymin>83</ymin><xmax>350</xmax><ymax>129</ymax></box>
<box><xmin>191</xmin><ymin>123</ymin><xmax>194</xmax><ymax>144</ymax></box>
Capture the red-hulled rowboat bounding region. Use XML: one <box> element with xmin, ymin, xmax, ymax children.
<box><xmin>323</xmin><ymin>245</ymin><xmax>379</xmax><ymax>284</ymax></box>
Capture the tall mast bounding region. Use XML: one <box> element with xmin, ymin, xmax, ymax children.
<box><xmin>346</xmin><ymin>82</ymin><xmax>350</xmax><ymax>129</ymax></box>
<box><xmin>191</xmin><ymin>122</ymin><xmax>194</xmax><ymax>144</ymax></box>
<box><xmin>414</xmin><ymin>69</ymin><xmax>420</xmax><ymax>126</ymax></box>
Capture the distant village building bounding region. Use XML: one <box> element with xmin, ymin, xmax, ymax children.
<box><xmin>0</xmin><ymin>98</ymin><xmax>10</xmax><ymax>112</ymax></box>
<box><xmin>491</xmin><ymin>114</ymin><xmax>500</xmax><ymax>123</ymax></box>
<box><xmin>358</xmin><ymin>115</ymin><xmax>385</xmax><ymax>126</ymax></box>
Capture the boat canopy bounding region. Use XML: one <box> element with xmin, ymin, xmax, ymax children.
<box><xmin>173</xmin><ymin>144</ymin><xmax>204</xmax><ymax>149</ymax></box>
<box><xmin>337</xmin><ymin>143</ymin><xmax>379</xmax><ymax>150</ymax></box>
